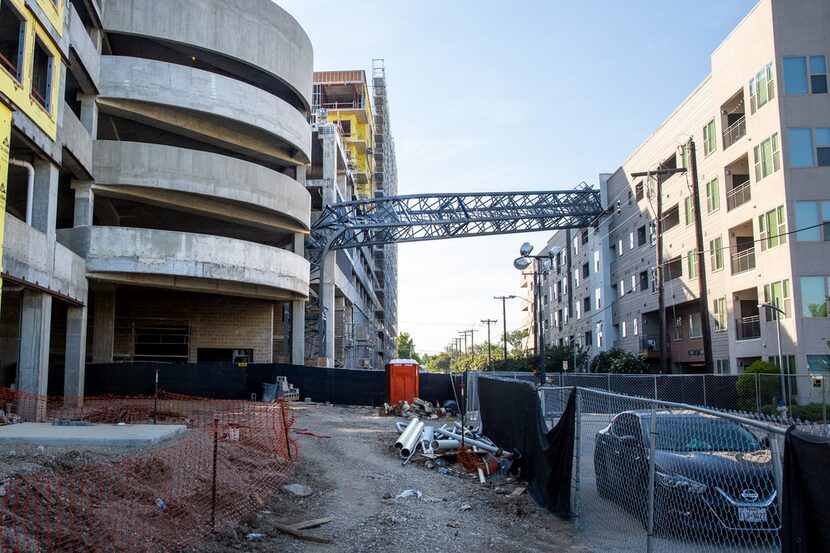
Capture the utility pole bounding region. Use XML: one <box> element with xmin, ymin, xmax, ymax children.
<box><xmin>688</xmin><ymin>138</ymin><xmax>714</xmax><ymax>373</ymax></box>
<box><xmin>481</xmin><ymin>319</ymin><xmax>497</xmax><ymax>370</ymax></box>
<box><xmin>631</xmin><ymin>165</ymin><xmax>687</xmax><ymax>374</ymax></box>
<box><xmin>494</xmin><ymin>295</ymin><xmax>516</xmax><ymax>360</ymax></box>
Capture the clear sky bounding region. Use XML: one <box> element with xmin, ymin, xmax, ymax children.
<box><xmin>279</xmin><ymin>0</ymin><xmax>757</xmax><ymax>357</ymax></box>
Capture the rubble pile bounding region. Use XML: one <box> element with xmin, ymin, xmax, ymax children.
<box><xmin>379</xmin><ymin>397</ymin><xmax>459</xmax><ymax>420</ymax></box>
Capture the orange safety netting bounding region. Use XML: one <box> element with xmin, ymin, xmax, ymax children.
<box><xmin>0</xmin><ymin>387</ymin><xmax>298</xmax><ymax>552</ymax></box>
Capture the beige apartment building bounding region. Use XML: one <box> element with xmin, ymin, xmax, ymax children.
<box><xmin>538</xmin><ymin>0</ymin><xmax>830</xmax><ymax>379</ymax></box>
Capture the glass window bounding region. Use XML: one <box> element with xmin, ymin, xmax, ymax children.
<box><xmin>629</xmin><ymin>231</ymin><xmax>635</xmax><ymax>250</ymax></box>
<box><xmin>594</xmin><ymin>250</ymin><xmax>600</xmax><ymax>272</ymax></box>
<box><xmin>0</xmin><ymin>1</ymin><xmax>25</xmax><ymax>82</ymax></box>
<box><xmin>706</xmin><ymin>178</ymin><xmax>720</xmax><ymax>213</ymax></box>
<box><xmin>618</xmin><ymin>239</ymin><xmax>623</xmax><ymax>256</ymax></box>
<box><xmin>796</xmin><ymin>201</ymin><xmax>821</xmax><ymax>241</ymax></box>
<box><xmin>713</xmin><ymin>297</ymin><xmax>727</xmax><ymax>331</ymax></box>
<box><xmin>595</xmin><ymin>288</ymin><xmax>601</xmax><ymax>310</ymax></box>
<box><xmin>674</xmin><ymin>317</ymin><xmax>683</xmax><ymax>341</ymax></box>
<box><xmin>687</xmin><ymin>249</ymin><xmax>698</xmax><ymax>280</ymax></box>
<box><xmin>684</xmin><ymin>196</ymin><xmax>695</xmax><ymax>226</ymax></box>
<box><xmin>754</xmin><ymin>133</ymin><xmax>781</xmax><ymax>179</ymax></box>
<box><xmin>800</xmin><ymin>276</ymin><xmax>828</xmax><ymax>318</ymax></box>
<box><xmin>635</xmin><ymin>182</ymin><xmax>644</xmax><ymax>201</ymax></box>
<box><xmin>816</xmin><ymin>128</ymin><xmax>830</xmax><ymax>166</ymax></box>
<box><xmin>810</xmin><ymin>55</ymin><xmax>828</xmax><ymax>94</ymax></box>
<box><xmin>764</xmin><ymin>278</ymin><xmax>792</xmax><ymax>318</ymax></box>
<box><xmin>709</xmin><ymin>236</ymin><xmax>723</xmax><ymax>271</ymax></box>
<box><xmin>633</xmin><ymin>318</ymin><xmax>639</xmax><ymax>336</ymax></box>
<box><xmin>784</xmin><ymin>56</ymin><xmax>809</xmax><ymax>94</ymax></box>
<box><xmin>807</xmin><ymin>355</ymin><xmax>830</xmax><ymax>376</ymax></box>
<box><xmin>789</xmin><ymin>128</ymin><xmax>815</xmax><ymax>167</ymax></box>
<box><xmin>822</xmin><ymin>201</ymin><xmax>830</xmax><ymax>240</ymax></box>
<box><xmin>703</xmin><ymin>119</ymin><xmax>717</xmax><ymax>156</ymax></box>
<box><xmin>631</xmin><ymin>274</ymin><xmax>636</xmax><ymax>293</ymax></box>
<box><xmin>619</xmin><ymin>279</ymin><xmax>625</xmax><ymax>296</ymax></box>
<box><xmin>31</xmin><ymin>37</ymin><xmax>54</xmax><ymax>112</ymax></box>
<box><xmin>759</xmin><ymin>205</ymin><xmax>787</xmax><ymax>250</ymax></box>
<box><xmin>689</xmin><ymin>313</ymin><xmax>702</xmax><ymax>338</ymax></box>
<box><xmin>621</xmin><ymin>320</ymin><xmax>627</xmax><ymax>338</ymax></box>
<box><xmin>716</xmin><ymin>359</ymin><xmax>731</xmax><ymax>374</ymax></box>
<box><xmin>749</xmin><ymin>62</ymin><xmax>775</xmax><ymax>113</ymax></box>
<box><xmin>678</xmin><ymin>145</ymin><xmax>690</xmax><ymax>169</ymax></box>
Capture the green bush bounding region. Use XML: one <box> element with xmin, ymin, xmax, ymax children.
<box><xmin>588</xmin><ymin>348</ymin><xmax>648</xmax><ymax>374</ymax></box>
<box><xmin>736</xmin><ymin>360</ymin><xmax>781</xmax><ymax>411</ymax></box>
<box><xmin>790</xmin><ymin>403</ymin><xmax>829</xmax><ymax>422</ymax></box>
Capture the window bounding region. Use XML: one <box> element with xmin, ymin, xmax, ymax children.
<box><xmin>31</xmin><ymin>37</ymin><xmax>54</xmax><ymax>111</ymax></box>
<box><xmin>595</xmin><ymin>288</ymin><xmax>601</xmax><ymax>310</ymax></box>
<box><xmin>635</xmin><ymin>182</ymin><xmax>644</xmax><ymax>201</ymax></box>
<box><xmin>629</xmin><ymin>231</ymin><xmax>635</xmax><ymax>250</ymax></box>
<box><xmin>576</xmin><ymin>299</ymin><xmax>581</xmax><ymax>320</ymax></box>
<box><xmin>709</xmin><ymin>236</ymin><xmax>723</xmax><ymax>271</ymax></box>
<box><xmin>665</xmin><ymin>257</ymin><xmax>682</xmax><ymax>281</ymax></box>
<box><xmin>663</xmin><ymin>204</ymin><xmax>680</xmax><ymax>230</ymax></box>
<box><xmin>573</xmin><ymin>236</ymin><xmax>579</xmax><ymax>256</ymax></box>
<box><xmin>800</xmin><ymin>276</ymin><xmax>830</xmax><ymax>318</ymax></box>
<box><xmin>795</xmin><ymin>201</ymin><xmax>830</xmax><ymax>241</ymax></box>
<box><xmin>618</xmin><ymin>279</ymin><xmax>625</xmax><ymax>296</ymax></box>
<box><xmin>617</xmin><ymin>239</ymin><xmax>623</xmax><ymax>256</ymax></box>
<box><xmin>705</xmin><ymin>178</ymin><xmax>720</xmax><ymax>213</ymax></box>
<box><xmin>593</xmin><ymin>250</ymin><xmax>600</xmax><ymax>272</ymax></box>
<box><xmin>134</xmin><ymin>324</ymin><xmax>190</xmax><ymax>361</ymax></box>
<box><xmin>687</xmin><ymin>249</ymin><xmax>698</xmax><ymax>280</ymax></box>
<box><xmin>637</xmin><ymin>225</ymin><xmax>647</xmax><ymax>247</ymax></box>
<box><xmin>631</xmin><ymin>274</ymin><xmax>636</xmax><ymax>293</ymax></box>
<box><xmin>0</xmin><ymin>1</ymin><xmax>25</xmax><ymax>81</ymax></box>
<box><xmin>582</xmin><ymin>262</ymin><xmax>589</xmax><ymax>279</ymax></box>
<box><xmin>716</xmin><ymin>359</ymin><xmax>731</xmax><ymax>375</ymax></box>
<box><xmin>639</xmin><ymin>270</ymin><xmax>649</xmax><ymax>292</ymax></box>
<box><xmin>621</xmin><ymin>320</ymin><xmax>627</xmax><ymax>338</ymax></box>
<box><xmin>678</xmin><ymin>144</ymin><xmax>690</xmax><ymax>169</ymax></box>
<box><xmin>597</xmin><ymin>324</ymin><xmax>603</xmax><ymax>348</ymax></box>
<box><xmin>585</xmin><ymin>330</ymin><xmax>592</xmax><ymax>347</ymax></box>
<box><xmin>784</xmin><ymin>55</ymin><xmax>827</xmax><ymax>95</ymax></box>
<box><xmin>673</xmin><ymin>317</ymin><xmax>683</xmax><ymax>341</ymax></box>
<box><xmin>648</xmin><ymin>221</ymin><xmax>656</xmax><ymax>245</ymax></box>
<box><xmin>703</xmin><ymin>119</ymin><xmax>717</xmax><ymax>156</ymax></box>
<box><xmin>789</xmin><ymin>128</ymin><xmax>815</xmax><ymax>167</ymax></box>
<box><xmin>574</xmin><ymin>267</ymin><xmax>580</xmax><ymax>287</ymax></box>
<box><xmin>763</xmin><ymin>279</ymin><xmax>792</xmax><ymax>318</ymax></box>
<box><xmin>759</xmin><ymin>205</ymin><xmax>787</xmax><ymax>250</ymax></box>
<box><xmin>337</xmin><ymin>119</ymin><xmax>352</xmax><ymax>136</ymax></box>
<box><xmin>633</xmin><ymin>318</ymin><xmax>639</xmax><ymax>336</ymax></box>
<box><xmin>749</xmin><ymin>62</ymin><xmax>775</xmax><ymax>114</ymax></box>
<box><xmin>817</xmin><ymin>128</ymin><xmax>830</xmax><ymax>166</ymax></box>
<box><xmin>713</xmin><ymin>297</ymin><xmax>727</xmax><ymax>332</ymax></box>
<box><xmin>753</xmin><ymin>133</ymin><xmax>780</xmax><ymax>179</ymax></box>
<box><xmin>646</xmin><ymin>175</ymin><xmax>656</xmax><ymax>198</ymax></box>
<box><xmin>689</xmin><ymin>313</ymin><xmax>703</xmax><ymax>338</ymax></box>
<box><xmin>581</xmin><ymin>229</ymin><xmax>589</xmax><ymax>245</ymax></box>
<box><xmin>684</xmin><ymin>197</ymin><xmax>696</xmax><ymax>226</ymax></box>
<box><xmin>583</xmin><ymin>296</ymin><xmax>591</xmax><ymax>313</ymax></box>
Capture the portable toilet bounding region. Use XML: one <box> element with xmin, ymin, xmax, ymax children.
<box><xmin>386</xmin><ymin>359</ymin><xmax>420</xmax><ymax>404</ymax></box>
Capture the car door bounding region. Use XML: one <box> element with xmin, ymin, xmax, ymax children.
<box><xmin>611</xmin><ymin>414</ymin><xmax>646</xmax><ymax>509</ymax></box>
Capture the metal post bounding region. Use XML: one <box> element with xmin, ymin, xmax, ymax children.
<box><xmin>769</xmin><ymin>431</ymin><xmax>783</xmax><ymax>512</ymax></box>
<box><xmin>211</xmin><ymin>417</ymin><xmax>219</xmax><ymax>529</ymax></box>
<box><xmin>653</xmin><ymin>376</ymin><xmax>657</xmax><ymax>400</ymax></box>
<box><xmin>755</xmin><ymin>372</ymin><xmax>762</xmax><ymax>416</ymax></box>
<box><xmin>153</xmin><ymin>368</ymin><xmax>159</xmax><ymax>425</ymax></box>
<box><xmin>822</xmin><ymin>376</ymin><xmax>828</xmax><ymax>437</ymax></box>
<box><xmin>702</xmin><ymin>374</ymin><xmax>707</xmax><ymax>407</ymax></box>
<box><xmin>573</xmin><ymin>389</ymin><xmax>581</xmax><ymax>529</ymax></box>
<box><xmin>607</xmin><ymin>373</ymin><xmax>611</xmax><ymax>392</ymax></box>
<box><xmin>647</xmin><ymin>404</ymin><xmax>657</xmax><ymax>553</ymax></box>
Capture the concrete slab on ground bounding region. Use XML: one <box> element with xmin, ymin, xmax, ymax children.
<box><xmin>0</xmin><ymin>423</ymin><xmax>187</xmax><ymax>447</ymax></box>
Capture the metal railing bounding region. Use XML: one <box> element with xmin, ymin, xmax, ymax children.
<box><xmin>736</xmin><ymin>315</ymin><xmax>761</xmax><ymax>340</ymax></box>
<box><xmin>723</xmin><ymin>115</ymin><xmax>747</xmax><ymax>149</ymax></box>
<box><xmin>726</xmin><ymin>179</ymin><xmax>751</xmax><ymax>211</ymax></box>
<box><xmin>731</xmin><ymin>247</ymin><xmax>756</xmax><ymax>274</ymax></box>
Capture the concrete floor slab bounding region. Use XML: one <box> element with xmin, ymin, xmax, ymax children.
<box><xmin>0</xmin><ymin>423</ymin><xmax>187</xmax><ymax>447</ymax></box>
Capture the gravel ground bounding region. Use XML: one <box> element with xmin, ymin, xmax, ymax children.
<box><xmin>192</xmin><ymin>403</ymin><xmax>592</xmax><ymax>553</ymax></box>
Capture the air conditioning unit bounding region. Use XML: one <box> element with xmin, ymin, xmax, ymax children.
<box><xmin>358</xmin><ymin>358</ymin><xmax>371</xmax><ymax>368</ymax></box>
<box><xmin>646</xmin><ymin>339</ymin><xmax>657</xmax><ymax>350</ymax></box>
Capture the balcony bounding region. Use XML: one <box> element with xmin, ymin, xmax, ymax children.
<box><xmin>726</xmin><ymin>178</ymin><xmax>751</xmax><ymax>211</ymax></box>
<box><xmin>730</xmin><ymin>247</ymin><xmax>756</xmax><ymax>274</ymax></box>
<box><xmin>735</xmin><ymin>315</ymin><xmax>761</xmax><ymax>340</ymax></box>
<box><xmin>722</xmin><ymin>115</ymin><xmax>746</xmax><ymax>150</ymax></box>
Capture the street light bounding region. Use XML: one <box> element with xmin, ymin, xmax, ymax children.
<box><xmin>513</xmin><ymin>242</ymin><xmax>562</xmax><ymax>385</ymax></box>
<box><xmin>759</xmin><ymin>301</ymin><xmax>788</xmax><ymax>414</ymax></box>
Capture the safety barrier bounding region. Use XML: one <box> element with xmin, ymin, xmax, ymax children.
<box><xmin>0</xmin><ymin>388</ymin><xmax>297</xmax><ymax>552</ymax></box>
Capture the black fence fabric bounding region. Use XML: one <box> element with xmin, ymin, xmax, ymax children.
<box><xmin>478</xmin><ymin>377</ymin><xmax>575</xmax><ymax>517</ymax></box>
<box><xmin>782</xmin><ymin>427</ymin><xmax>830</xmax><ymax>553</ymax></box>
<box><xmin>83</xmin><ymin>363</ymin><xmax>462</xmax><ymax>407</ymax></box>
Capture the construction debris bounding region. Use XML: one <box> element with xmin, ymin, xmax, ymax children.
<box><xmin>282</xmin><ymin>483</ymin><xmax>313</xmax><ymax>497</ymax></box>
<box><xmin>273</xmin><ymin>522</ymin><xmax>333</xmax><ymax>544</ymax></box>
<box><xmin>379</xmin><ymin>397</ymin><xmax>448</xmax><ymax>419</ymax></box>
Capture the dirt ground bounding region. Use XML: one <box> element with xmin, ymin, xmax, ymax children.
<box><xmin>192</xmin><ymin>403</ymin><xmax>592</xmax><ymax>553</ymax></box>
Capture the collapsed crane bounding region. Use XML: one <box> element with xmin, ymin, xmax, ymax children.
<box><xmin>302</xmin><ymin>188</ymin><xmax>604</xmax><ymax>362</ymax></box>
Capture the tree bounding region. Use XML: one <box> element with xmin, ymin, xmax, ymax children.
<box><xmin>736</xmin><ymin>359</ymin><xmax>781</xmax><ymax>411</ymax></box>
<box><xmin>588</xmin><ymin>348</ymin><xmax>648</xmax><ymax>374</ymax></box>
<box><xmin>396</xmin><ymin>332</ymin><xmax>421</xmax><ymax>363</ymax></box>
<box><xmin>545</xmin><ymin>343</ymin><xmax>590</xmax><ymax>372</ymax></box>
<box><xmin>496</xmin><ymin>329</ymin><xmax>529</xmax><ymax>359</ymax></box>
<box><xmin>426</xmin><ymin>351</ymin><xmax>452</xmax><ymax>372</ymax></box>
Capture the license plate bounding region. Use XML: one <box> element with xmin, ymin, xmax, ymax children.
<box><xmin>738</xmin><ymin>507</ymin><xmax>767</xmax><ymax>523</ymax></box>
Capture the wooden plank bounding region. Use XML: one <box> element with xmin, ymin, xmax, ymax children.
<box><xmin>287</xmin><ymin>517</ymin><xmax>334</xmax><ymax>531</ymax></box>
<box><xmin>273</xmin><ymin>522</ymin><xmax>332</xmax><ymax>544</ymax></box>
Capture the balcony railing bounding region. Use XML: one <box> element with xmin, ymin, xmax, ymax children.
<box><xmin>735</xmin><ymin>315</ymin><xmax>761</xmax><ymax>340</ymax></box>
<box><xmin>726</xmin><ymin>179</ymin><xmax>751</xmax><ymax>211</ymax></box>
<box><xmin>723</xmin><ymin>115</ymin><xmax>746</xmax><ymax>149</ymax></box>
<box><xmin>730</xmin><ymin>247</ymin><xmax>756</xmax><ymax>275</ymax></box>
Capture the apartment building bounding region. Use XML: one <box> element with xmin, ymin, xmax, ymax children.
<box><xmin>533</xmin><ymin>0</ymin><xmax>830</xmax><ymax>378</ymax></box>
<box><xmin>1</xmin><ymin>0</ymin><xmax>315</xmax><ymax>401</ymax></box>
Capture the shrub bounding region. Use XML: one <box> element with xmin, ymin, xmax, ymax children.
<box><xmin>736</xmin><ymin>360</ymin><xmax>781</xmax><ymax>411</ymax></box>
<box><xmin>588</xmin><ymin>348</ymin><xmax>648</xmax><ymax>374</ymax></box>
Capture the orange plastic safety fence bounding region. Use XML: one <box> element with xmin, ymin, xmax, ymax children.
<box><xmin>0</xmin><ymin>387</ymin><xmax>298</xmax><ymax>552</ymax></box>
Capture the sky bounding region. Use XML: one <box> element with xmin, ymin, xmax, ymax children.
<box><xmin>279</xmin><ymin>0</ymin><xmax>758</xmax><ymax>357</ymax></box>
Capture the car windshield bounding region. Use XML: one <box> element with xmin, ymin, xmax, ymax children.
<box><xmin>649</xmin><ymin>416</ymin><xmax>762</xmax><ymax>452</ymax></box>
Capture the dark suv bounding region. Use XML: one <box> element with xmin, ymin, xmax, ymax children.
<box><xmin>594</xmin><ymin>410</ymin><xmax>780</xmax><ymax>536</ymax></box>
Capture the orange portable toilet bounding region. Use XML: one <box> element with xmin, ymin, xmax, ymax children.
<box><xmin>386</xmin><ymin>359</ymin><xmax>420</xmax><ymax>404</ymax></box>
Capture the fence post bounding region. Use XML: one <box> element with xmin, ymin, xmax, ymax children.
<box><xmin>823</xmin><ymin>377</ymin><xmax>828</xmax><ymax>438</ymax></box>
<box><xmin>607</xmin><ymin>373</ymin><xmax>611</xmax><ymax>392</ymax></box>
<box><xmin>646</xmin><ymin>404</ymin><xmax>657</xmax><ymax>553</ymax></box>
<box><xmin>572</xmin><ymin>388</ymin><xmax>581</xmax><ymax>529</ymax></box>
<box><xmin>153</xmin><ymin>368</ymin><xmax>160</xmax><ymax>425</ymax></box>
<box><xmin>211</xmin><ymin>417</ymin><xmax>219</xmax><ymax>529</ymax></box>
<box><xmin>653</xmin><ymin>376</ymin><xmax>657</xmax><ymax>400</ymax></box>
<box><xmin>755</xmin><ymin>373</ymin><xmax>762</xmax><ymax>416</ymax></box>
<box><xmin>280</xmin><ymin>401</ymin><xmax>293</xmax><ymax>461</ymax></box>
<box><xmin>702</xmin><ymin>374</ymin><xmax>707</xmax><ymax>407</ymax></box>
<box><xmin>769</xmin><ymin>431</ymin><xmax>783</xmax><ymax>512</ymax></box>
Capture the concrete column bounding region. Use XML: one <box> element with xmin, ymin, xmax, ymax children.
<box><xmin>290</xmin><ymin>232</ymin><xmax>306</xmax><ymax>365</ymax></box>
<box><xmin>31</xmin><ymin>160</ymin><xmax>59</xmax><ymax>240</ymax></box>
<box><xmin>17</xmin><ymin>290</ymin><xmax>52</xmax><ymax>420</ymax></box>
<box><xmin>72</xmin><ymin>180</ymin><xmax>94</xmax><ymax>227</ymax></box>
<box><xmin>321</xmin><ymin>250</ymin><xmax>336</xmax><ymax>367</ymax></box>
<box><xmin>79</xmin><ymin>94</ymin><xmax>99</xmax><ymax>137</ymax></box>
<box><xmin>64</xmin><ymin>305</ymin><xmax>88</xmax><ymax>403</ymax></box>
<box><xmin>92</xmin><ymin>290</ymin><xmax>115</xmax><ymax>363</ymax></box>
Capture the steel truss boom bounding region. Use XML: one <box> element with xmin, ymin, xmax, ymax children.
<box><xmin>304</xmin><ymin>188</ymin><xmax>603</xmax><ymax>358</ymax></box>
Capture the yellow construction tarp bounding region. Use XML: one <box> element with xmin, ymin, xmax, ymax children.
<box><xmin>0</xmin><ymin>102</ymin><xmax>13</xmax><ymax>313</ymax></box>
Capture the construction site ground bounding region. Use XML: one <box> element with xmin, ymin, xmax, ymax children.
<box><xmin>193</xmin><ymin>403</ymin><xmax>592</xmax><ymax>553</ymax></box>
